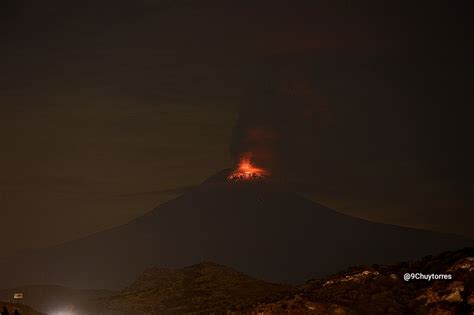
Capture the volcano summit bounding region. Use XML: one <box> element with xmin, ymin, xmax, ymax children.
<box><xmin>1</xmin><ymin>169</ymin><xmax>472</xmax><ymax>289</ymax></box>
<box><xmin>227</xmin><ymin>154</ymin><xmax>269</xmax><ymax>181</ymax></box>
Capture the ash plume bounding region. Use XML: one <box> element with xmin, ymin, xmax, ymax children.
<box><xmin>230</xmin><ymin>61</ymin><xmax>332</xmax><ymax>185</ymax></box>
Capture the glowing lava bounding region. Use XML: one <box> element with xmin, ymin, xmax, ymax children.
<box><xmin>227</xmin><ymin>154</ymin><xmax>268</xmax><ymax>181</ymax></box>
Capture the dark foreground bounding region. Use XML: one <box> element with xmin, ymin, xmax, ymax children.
<box><xmin>3</xmin><ymin>247</ymin><xmax>472</xmax><ymax>314</ymax></box>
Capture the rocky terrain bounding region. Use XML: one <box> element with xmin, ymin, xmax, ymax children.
<box><xmin>251</xmin><ymin>247</ymin><xmax>474</xmax><ymax>314</ymax></box>
<box><xmin>1</xmin><ymin>248</ymin><xmax>472</xmax><ymax>314</ymax></box>
<box><xmin>99</xmin><ymin>248</ymin><xmax>473</xmax><ymax>314</ymax></box>
<box><xmin>102</xmin><ymin>262</ymin><xmax>292</xmax><ymax>314</ymax></box>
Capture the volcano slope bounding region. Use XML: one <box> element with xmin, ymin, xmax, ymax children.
<box><xmin>1</xmin><ymin>169</ymin><xmax>472</xmax><ymax>289</ymax></box>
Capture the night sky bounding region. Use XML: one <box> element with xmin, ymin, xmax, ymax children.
<box><xmin>1</xmin><ymin>0</ymin><xmax>472</xmax><ymax>255</ymax></box>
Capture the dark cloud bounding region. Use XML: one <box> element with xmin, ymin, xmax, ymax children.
<box><xmin>229</xmin><ymin>2</ymin><xmax>472</xmax><ymax>236</ymax></box>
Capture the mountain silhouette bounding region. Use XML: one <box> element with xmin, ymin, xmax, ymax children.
<box><xmin>1</xmin><ymin>169</ymin><xmax>472</xmax><ymax>289</ymax></box>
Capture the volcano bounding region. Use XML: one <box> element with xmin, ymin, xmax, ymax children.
<box><xmin>1</xmin><ymin>169</ymin><xmax>472</xmax><ymax>290</ymax></box>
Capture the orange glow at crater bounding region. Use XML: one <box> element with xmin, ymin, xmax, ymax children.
<box><xmin>228</xmin><ymin>153</ymin><xmax>268</xmax><ymax>181</ymax></box>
